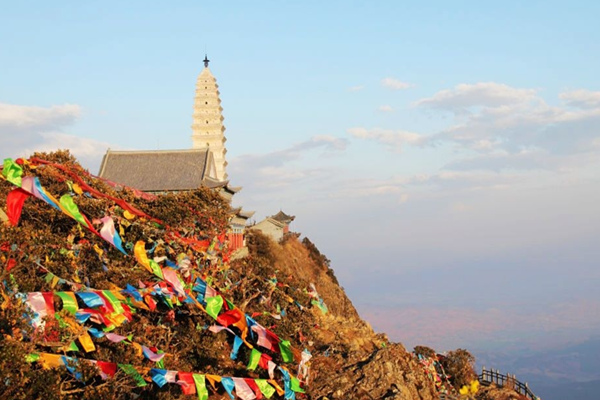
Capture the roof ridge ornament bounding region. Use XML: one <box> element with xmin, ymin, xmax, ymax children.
<box><xmin>203</xmin><ymin>54</ymin><xmax>210</xmax><ymax>68</ymax></box>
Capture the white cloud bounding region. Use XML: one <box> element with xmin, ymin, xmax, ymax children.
<box><xmin>381</xmin><ymin>77</ymin><xmax>413</xmax><ymax>90</ymax></box>
<box><xmin>0</xmin><ymin>103</ymin><xmax>81</xmax><ymax>131</ymax></box>
<box><xmin>401</xmin><ymin>82</ymin><xmax>600</xmax><ymax>173</ymax></box>
<box><xmin>229</xmin><ymin>135</ymin><xmax>348</xmax><ymax>195</ymax></box>
<box><xmin>348</xmin><ymin>85</ymin><xmax>364</xmax><ymax>92</ymax></box>
<box><xmin>559</xmin><ymin>89</ymin><xmax>600</xmax><ymax>109</ymax></box>
<box><xmin>0</xmin><ymin>102</ymin><xmax>113</xmax><ymax>171</ymax></box>
<box><xmin>378</xmin><ymin>105</ymin><xmax>393</xmax><ymax>112</ymax></box>
<box><xmin>347</xmin><ymin>127</ymin><xmax>426</xmax><ymax>152</ymax></box>
<box><xmin>416</xmin><ymin>82</ymin><xmax>538</xmax><ymax>112</ymax></box>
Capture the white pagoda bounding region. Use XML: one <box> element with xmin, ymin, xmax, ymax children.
<box><xmin>191</xmin><ymin>55</ymin><xmax>228</xmax><ymax>181</ymax></box>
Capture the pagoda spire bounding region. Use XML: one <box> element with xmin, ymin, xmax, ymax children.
<box><xmin>191</xmin><ymin>59</ymin><xmax>228</xmax><ymax>181</ymax></box>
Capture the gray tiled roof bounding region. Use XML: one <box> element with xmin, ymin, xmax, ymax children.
<box><xmin>98</xmin><ymin>149</ymin><xmax>216</xmax><ymax>192</ymax></box>
<box><xmin>271</xmin><ymin>210</ymin><xmax>295</xmax><ymax>223</ymax></box>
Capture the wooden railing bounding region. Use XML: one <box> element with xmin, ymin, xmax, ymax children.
<box><xmin>479</xmin><ymin>367</ymin><xmax>539</xmax><ymax>399</ymax></box>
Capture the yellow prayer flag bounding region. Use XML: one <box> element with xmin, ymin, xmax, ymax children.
<box><xmin>268</xmin><ymin>380</ymin><xmax>285</xmax><ymax>396</ymax></box>
<box><xmin>72</xmin><ymin>183</ymin><xmax>83</xmax><ymax>195</ymax></box>
<box><xmin>206</xmin><ymin>374</ymin><xmax>221</xmax><ymax>391</ymax></box>
<box><xmin>39</xmin><ymin>353</ymin><xmax>63</xmax><ymax>369</ymax></box>
<box><xmin>78</xmin><ymin>332</ymin><xmax>96</xmax><ymax>352</ymax></box>
<box><xmin>132</xmin><ymin>342</ymin><xmax>143</xmax><ymax>357</ymax></box>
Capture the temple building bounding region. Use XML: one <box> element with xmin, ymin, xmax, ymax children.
<box><xmin>191</xmin><ymin>55</ymin><xmax>228</xmax><ymax>181</ymax></box>
<box><xmin>98</xmin><ymin>56</ymin><xmax>253</xmax><ymax>253</ymax></box>
<box><xmin>98</xmin><ymin>148</ymin><xmax>224</xmax><ymax>194</ymax></box>
<box><xmin>252</xmin><ymin>211</ymin><xmax>295</xmax><ymax>242</ymax></box>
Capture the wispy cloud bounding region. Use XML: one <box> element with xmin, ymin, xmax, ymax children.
<box><xmin>559</xmin><ymin>89</ymin><xmax>600</xmax><ymax>109</ymax></box>
<box><xmin>351</xmin><ymin>83</ymin><xmax>600</xmax><ymax>173</ymax></box>
<box><xmin>229</xmin><ymin>135</ymin><xmax>348</xmax><ymax>191</ymax></box>
<box><xmin>415</xmin><ymin>82</ymin><xmax>538</xmax><ymax>112</ymax></box>
<box><xmin>381</xmin><ymin>77</ymin><xmax>414</xmax><ymax>90</ymax></box>
<box><xmin>348</xmin><ymin>85</ymin><xmax>365</xmax><ymax>92</ymax></box>
<box><xmin>0</xmin><ymin>102</ymin><xmax>113</xmax><ymax>170</ymax></box>
<box><xmin>378</xmin><ymin>105</ymin><xmax>393</xmax><ymax>112</ymax></box>
<box><xmin>347</xmin><ymin>127</ymin><xmax>426</xmax><ymax>152</ymax></box>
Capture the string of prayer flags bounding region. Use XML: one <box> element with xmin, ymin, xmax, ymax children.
<box><xmin>27</xmin><ymin>351</ymin><xmax>289</xmax><ymax>399</ymax></box>
<box><xmin>27</xmin><ymin>157</ymin><xmax>160</xmax><ymax>223</ymax></box>
<box><xmin>7</xmin><ymin>161</ymin><xmax>307</xmax><ymax>392</ymax></box>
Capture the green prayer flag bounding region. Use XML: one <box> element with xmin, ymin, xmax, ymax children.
<box><xmin>290</xmin><ymin>376</ymin><xmax>305</xmax><ymax>393</ymax></box>
<box><xmin>44</xmin><ymin>273</ymin><xmax>54</xmax><ymax>283</ymax></box>
<box><xmin>118</xmin><ymin>364</ymin><xmax>147</xmax><ymax>387</ymax></box>
<box><xmin>2</xmin><ymin>159</ymin><xmax>23</xmax><ymax>187</ymax></box>
<box><xmin>205</xmin><ymin>296</ymin><xmax>223</xmax><ymax>319</ymax></box>
<box><xmin>59</xmin><ymin>194</ymin><xmax>89</xmax><ymax>227</ymax></box>
<box><xmin>56</xmin><ymin>292</ymin><xmax>79</xmax><ymax>314</ymax></box>
<box><xmin>102</xmin><ymin>290</ymin><xmax>125</xmax><ymax>314</ymax></box>
<box><xmin>255</xmin><ymin>379</ymin><xmax>276</xmax><ymax>398</ymax></box>
<box><xmin>225</xmin><ymin>298</ymin><xmax>235</xmax><ymax>309</ymax></box>
<box><xmin>156</xmin><ymin>350</ymin><xmax>165</xmax><ymax>369</ymax></box>
<box><xmin>279</xmin><ymin>340</ymin><xmax>294</xmax><ymax>363</ymax></box>
<box><xmin>193</xmin><ymin>374</ymin><xmax>209</xmax><ymax>400</ymax></box>
<box><xmin>67</xmin><ymin>341</ymin><xmax>80</xmax><ymax>352</ymax></box>
<box><xmin>149</xmin><ymin>260</ymin><xmax>164</xmax><ymax>279</ymax></box>
<box><xmin>247</xmin><ymin>348</ymin><xmax>261</xmax><ymax>371</ymax></box>
<box><xmin>311</xmin><ymin>299</ymin><xmax>328</xmax><ymax>314</ymax></box>
<box><xmin>25</xmin><ymin>353</ymin><xmax>40</xmax><ymax>363</ymax></box>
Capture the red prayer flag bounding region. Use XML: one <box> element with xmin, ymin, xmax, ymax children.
<box><xmin>5</xmin><ymin>188</ymin><xmax>30</xmax><ymax>226</ymax></box>
<box><xmin>216</xmin><ymin>308</ymin><xmax>244</xmax><ymax>327</ymax></box>
<box><xmin>177</xmin><ymin>372</ymin><xmax>196</xmax><ymax>395</ymax></box>
<box><xmin>42</xmin><ymin>292</ymin><xmax>55</xmax><ymax>315</ymax></box>
<box><xmin>245</xmin><ymin>378</ymin><xmax>263</xmax><ymax>400</ymax></box>
<box><xmin>96</xmin><ymin>361</ymin><xmax>117</xmax><ymax>378</ymax></box>
<box><xmin>258</xmin><ymin>353</ymin><xmax>272</xmax><ymax>370</ymax></box>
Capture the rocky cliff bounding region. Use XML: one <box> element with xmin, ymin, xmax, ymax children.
<box><xmin>0</xmin><ymin>151</ymin><xmax>525</xmax><ymax>400</ymax></box>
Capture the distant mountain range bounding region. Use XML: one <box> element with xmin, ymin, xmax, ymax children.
<box><xmin>475</xmin><ymin>337</ymin><xmax>600</xmax><ymax>400</ymax></box>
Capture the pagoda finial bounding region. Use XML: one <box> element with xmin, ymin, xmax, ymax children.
<box><xmin>203</xmin><ymin>54</ymin><xmax>210</xmax><ymax>68</ymax></box>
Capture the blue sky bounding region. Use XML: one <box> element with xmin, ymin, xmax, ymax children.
<box><xmin>2</xmin><ymin>1</ymin><xmax>600</xmax><ymax>354</ymax></box>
